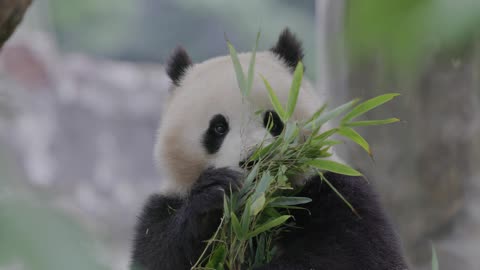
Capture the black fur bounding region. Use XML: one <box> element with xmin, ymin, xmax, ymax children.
<box><xmin>271</xmin><ymin>28</ymin><xmax>304</xmax><ymax>72</ymax></box>
<box><xmin>263</xmin><ymin>110</ymin><xmax>284</xmax><ymax>137</ymax></box>
<box><xmin>131</xmin><ymin>168</ymin><xmax>242</xmax><ymax>270</ymax></box>
<box><xmin>202</xmin><ymin>114</ymin><xmax>230</xmax><ymax>154</ymax></box>
<box><xmin>166</xmin><ymin>46</ymin><xmax>192</xmax><ymax>86</ymax></box>
<box><xmin>130</xmin><ymin>170</ymin><xmax>408</xmax><ymax>270</ymax></box>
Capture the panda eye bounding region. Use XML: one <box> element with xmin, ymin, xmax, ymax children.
<box><xmin>203</xmin><ymin>114</ymin><xmax>229</xmax><ymax>155</ymax></box>
<box><xmin>263</xmin><ymin>110</ymin><xmax>284</xmax><ymax>137</ymax></box>
<box><xmin>214</xmin><ymin>124</ymin><xmax>227</xmax><ymax>135</ymax></box>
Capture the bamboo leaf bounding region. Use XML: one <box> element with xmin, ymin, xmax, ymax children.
<box><xmin>344</xmin><ymin>118</ymin><xmax>400</xmax><ymax>127</ymax></box>
<box><xmin>320</xmin><ymin>173</ymin><xmax>358</xmax><ymax>216</ymax></box>
<box><xmin>246</xmin><ymin>31</ymin><xmax>261</xmax><ymax>96</ymax></box>
<box><xmin>240</xmin><ymin>162</ymin><xmax>260</xmax><ymax>194</ymax></box>
<box><xmin>250</xmin><ymin>193</ymin><xmax>266</xmax><ymax>216</ymax></box>
<box><xmin>305</xmin><ymin>104</ymin><xmax>327</xmax><ymax>125</ymax></box>
<box><xmin>285</xmin><ymin>61</ymin><xmax>304</xmax><ymax>120</ymax></box>
<box><xmin>341</xmin><ymin>93</ymin><xmax>400</xmax><ymax>123</ymax></box>
<box><xmin>247</xmin><ymin>215</ymin><xmax>291</xmax><ymax>238</ymax></box>
<box><xmin>249</xmin><ymin>138</ymin><xmax>282</xmax><ymax>162</ymax></box>
<box><xmin>241</xmin><ymin>199</ymin><xmax>252</xmax><ymax>234</ymax></box>
<box><xmin>263</xmin><ymin>207</ymin><xmax>282</xmax><ymax>218</ymax></box>
<box><xmin>231</xmin><ymin>212</ymin><xmax>244</xmax><ymax>240</ymax></box>
<box><xmin>308</xmin><ymin>159</ymin><xmax>362</xmax><ymax>176</ymax></box>
<box><xmin>253</xmin><ymin>172</ymin><xmax>274</xmax><ymax>200</ymax></box>
<box><xmin>338</xmin><ymin>127</ymin><xmax>371</xmax><ymax>156</ymax></box>
<box><xmin>261</xmin><ymin>75</ymin><xmax>286</xmax><ymax>121</ymax></box>
<box><xmin>254</xmin><ymin>235</ymin><xmax>266</xmax><ymax>266</ymax></box>
<box><xmin>305</xmin><ymin>99</ymin><xmax>359</xmax><ymax>130</ymax></box>
<box><xmin>226</xmin><ymin>38</ymin><xmax>246</xmax><ymax>96</ymax></box>
<box><xmin>283</xmin><ymin>122</ymin><xmax>299</xmax><ymax>144</ymax></box>
<box><xmin>205</xmin><ymin>244</ymin><xmax>227</xmax><ymax>270</ymax></box>
<box><xmin>311</xmin><ymin>128</ymin><xmax>338</xmax><ymax>143</ymax></box>
<box><xmin>223</xmin><ymin>196</ymin><xmax>230</xmax><ymax>220</ymax></box>
<box><xmin>269</xmin><ymin>197</ymin><xmax>312</xmax><ymax>207</ymax></box>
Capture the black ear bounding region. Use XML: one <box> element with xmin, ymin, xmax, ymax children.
<box><xmin>166</xmin><ymin>46</ymin><xmax>193</xmax><ymax>86</ymax></box>
<box><xmin>270</xmin><ymin>28</ymin><xmax>304</xmax><ymax>72</ymax></box>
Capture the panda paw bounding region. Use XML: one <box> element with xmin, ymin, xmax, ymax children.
<box><xmin>189</xmin><ymin>167</ymin><xmax>243</xmax><ymax>213</ymax></box>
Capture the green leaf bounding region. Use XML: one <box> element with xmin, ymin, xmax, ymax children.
<box><xmin>249</xmin><ymin>138</ymin><xmax>282</xmax><ymax>162</ymax></box>
<box><xmin>305</xmin><ymin>99</ymin><xmax>359</xmax><ymax>130</ymax></box>
<box><xmin>240</xmin><ymin>162</ymin><xmax>260</xmax><ymax>194</ymax></box>
<box><xmin>269</xmin><ymin>197</ymin><xmax>312</xmax><ymax>207</ymax></box>
<box><xmin>261</xmin><ymin>75</ymin><xmax>286</xmax><ymax>121</ymax></box>
<box><xmin>285</xmin><ymin>61</ymin><xmax>304</xmax><ymax>120</ymax></box>
<box><xmin>343</xmin><ymin>118</ymin><xmax>400</xmax><ymax>127</ymax></box>
<box><xmin>283</xmin><ymin>122</ymin><xmax>299</xmax><ymax>144</ymax></box>
<box><xmin>250</xmin><ymin>193</ymin><xmax>266</xmax><ymax>216</ymax></box>
<box><xmin>240</xmin><ymin>199</ymin><xmax>252</xmax><ymax>234</ymax></box>
<box><xmin>338</xmin><ymin>127</ymin><xmax>371</xmax><ymax>156</ymax></box>
<box><xmin>253</xmin><ymin>172</ymin><xmax>274</xmax><ymax>200</ymax></box>
<box><xmin>205</xmin><ymin>244</ymin><xmax>227</xmax><ymax>270</ymax></box>
<box><xmin>246</xmin><ymin>31</ymin><xmax>261</xmax><ymax>96</ymax></box>
<box><xmin>223</xmin><ymin>196</ymin><xmax>230</xmax><ymax>220</ymax></box>
<box><xmin>263</xmin><ymin>207</ymin><xmax>282</xmax><ymax>218</ymax></box>
<box><xmin>308</xmin><ymin>159</ymin><xmax>362</xmax><ymax>176</ymax></box>
<box><xmin>341</xmin><ymin>93</ymin><xmax>400</xmax><ymax>123</ymax></box>
<box><xmin>226</xmin><ymin>39</ymin><xmax>246</xmax><ymax>96</ymax></box>
<box><xmin>247</xmin><ymin>215</ymin><xmax>291</xmax><ymax>238</ymax></box>
<box><xmin>305</xmin><ymin>104</ymin><xmax>327</xmax><ymax>125</ymax></box>
<box><xmin>312</xmin><ymin>128</ymin><xmax>338</xmax><ymax>143</ymax></box>
<box><xmin>231</xmin><ymin>212</ymin><xmax>244</xmax><ymax>240</ymax></box>
<box><xmin>431</xmin><ymin>244</ymin><xmax>439</xmax><ymax>270</ymax></box>
<box><xmin>254</xmin><ymin>234</ymin><xmax>266</xmax><ymax>266</ymax></box>
<box><xmin>345</xmin><ymin>118</ymin><xmax>400</xmax><ymax>127</ymax></box>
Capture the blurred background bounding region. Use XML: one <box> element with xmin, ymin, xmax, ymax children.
<box><xmin>0</xmin><ymin>0</ymin><xmax>479</xmax><ymax>269</ymax></box>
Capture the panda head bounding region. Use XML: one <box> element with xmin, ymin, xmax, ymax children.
<box><xmin>156</xmin><ymin>28</ymin><xmax>325</xmax><ymax>195</ymax></box>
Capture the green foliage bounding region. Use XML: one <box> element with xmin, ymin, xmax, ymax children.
<box><xmin>346</xmin><ymin>0</ymin><xmax>480</xmax><ymax>69</ymax></box>
<box><xmin>49</xmin><ymin>0</ymin><xmax>136</xmax><ymax>56</ymax></box>
<box><xmin>307</xmin><ymin>159</ymin><xmax>362</xmax><ymax>176</ymax></box>
<box><xmin>285</xmin><ymin>62</ymin><xmax>304</xmax><ymax>121</ymax></box>
<box><xmin>192</xmin><ymin>34</ymin><xmax>399</xmax><ymax>270</ymax></box>
<box><xmin>0</xmin><ymin>200</ymin><xmax>107</xmax><ymax>270</ymax></box>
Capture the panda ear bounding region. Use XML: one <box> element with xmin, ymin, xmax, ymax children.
<box><xmin>166</xmin><ymin>46</ymin><xmax>193</xmax><ymax>86</ymax></box>
<box><xmin>270</xmin><ymin>28</ymin><xmax>304</xmax><ymax>72</ymax></box>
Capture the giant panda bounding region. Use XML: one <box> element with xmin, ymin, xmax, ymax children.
<box><xmin>130</xmin><ymin>28</ymin><xmax>408</xmax><ymax>270</ymax></box>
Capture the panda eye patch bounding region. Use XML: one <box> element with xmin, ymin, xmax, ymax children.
<box><xmin>263</xmin><ymin>110</ymin><xmax>284</xmax><ymax>137</ymax></box>
<box><xmin>203</xmin><ymin>114</ymin><xmax>229</xmax><ymax>154</ymax></box>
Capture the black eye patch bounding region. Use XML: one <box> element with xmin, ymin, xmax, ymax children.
<box><xmin>202</xmin><ymin>114</ymin><xmax>229</xmax><ymax>154</ymax></box>
<box><xmin>263</xmin><ymin>110</ymin><xmax>284</xmax><ymax>137</ymax></box>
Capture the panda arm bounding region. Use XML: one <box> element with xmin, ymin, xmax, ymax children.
<box><xmin>130</xmin><ymin>168</ymin><xmax>242</xmax><ymax>270</ymax></box>
<box><xmin>257</xmin><ymin>172</ymin><xmax>408</xmax><ymax>270</ymax></box>
<box><xmin>130</xmin><ymin>194</ymin><xmax>192</xmax><ymax>270</ymax></box>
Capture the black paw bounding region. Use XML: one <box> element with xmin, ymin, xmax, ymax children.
<box><xmin>192</xmin><ymin>167</ymin><xmax>243</xmax><ymax>195</ymax></box>
<box><xmin>189</xmin><ymin>167</ymin><xmax>243</xmax><ymax>213</ymax></box>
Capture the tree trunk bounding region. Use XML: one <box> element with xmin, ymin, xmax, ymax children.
<box><xmin>347</xmin><ymin>44</ymin><xmax>477</xmax><ymax>267</ymax></box>
<box><xmin>0</xmin><ymin>0</ymin><xmax>32</xmax><ymax>48</ymax></box>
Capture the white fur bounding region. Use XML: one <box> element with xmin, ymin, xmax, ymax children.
<box><xmin>155</xmin><ymin>51</ymin><xmax>331</xmax><ymax>196</ymax></box>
